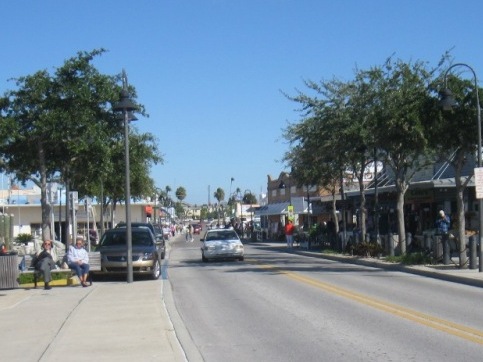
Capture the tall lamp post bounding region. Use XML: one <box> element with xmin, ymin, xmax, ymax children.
<box><xmin>441</xmin><ymin>63</ymin><xmax>483</xmax><ymax>272</ymax></box>
<box><xmin>279</xmin><ymin>174</ymin><xmax>293</xmax><ymax>221</ymax></box>
<box><xmin>229</xmin><ymin>177</ymin><xmax>234</xmax><ymax>217</ymax></box>
<box><xmin>113</xmin><ymin>69</ymin><xmax>137</xmax><ymax>283</ymax></box>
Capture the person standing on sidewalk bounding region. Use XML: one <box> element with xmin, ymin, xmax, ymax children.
<box><xmin>435</xmin><ymin>210</ymin><xmax>451</xmax><ymax>235</ymax></box>
<box><xmin>435</xmin><ymin>210</ymin><xmax>451</xmax><ymax>262</ymax></box>
<box><xmin>284</xmin><ymin>219</ymin><xmax>295</xmax><ymax>249</ymax></box>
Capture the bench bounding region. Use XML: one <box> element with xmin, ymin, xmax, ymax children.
<box><xmin>20</xmin><ymin>252</ymin><xmax>101</xmax><ymax>288</ymax></box>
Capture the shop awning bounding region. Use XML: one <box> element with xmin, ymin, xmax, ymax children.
<box><xmin>255</xmin><ymin>197</ymin><xmax>308</xmax><ymax>216</ymax></box>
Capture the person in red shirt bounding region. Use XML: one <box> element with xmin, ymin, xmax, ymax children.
<box><xmin>284</xmin><ymin>219</ymin><xmax>295</xmax><ymax>249</ymax></box>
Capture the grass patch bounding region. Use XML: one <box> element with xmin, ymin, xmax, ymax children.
<box><xmin>18</xmin><ymin>271</ymin><xmax>72</xmax><ymax>285</ymax></box>
<box><xmin>385</xmin><ymin>252</ymin><xmax>431</xmax><ymax>265</ymax></box>
<box><xmin>320</xmin><ymin>248</ymin><xmax>339</xmax><ymax>254</ymax></box>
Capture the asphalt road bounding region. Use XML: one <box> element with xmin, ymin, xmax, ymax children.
<box><xmin>165</xmin><ymin>233</ymin><xmax>483</xmax><ymax>361</ymax></box>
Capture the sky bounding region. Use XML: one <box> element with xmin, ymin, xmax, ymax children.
<box><xmin>2</xmin><ymin>0</ymin><xmax>483</xmax><ymax>205</ymax></box>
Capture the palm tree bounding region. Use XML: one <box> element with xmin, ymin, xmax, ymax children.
<box><xmin>214</xmin><ymin>187</ymin><xmax>225</xmax><ymax>224</ymax></box>
<box><xmin>175</xmin><ymin>187</ymin><xmax>186</xmax><ymax>202</ymax></box>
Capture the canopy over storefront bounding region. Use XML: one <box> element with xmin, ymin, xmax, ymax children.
<box><xmin>255</xmin><ymin>197</ymin><xmax>308</xmax><ymax>217</ymax></box>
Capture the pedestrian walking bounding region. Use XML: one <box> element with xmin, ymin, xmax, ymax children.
<box><xmin>189</xmin><ymin>224</ymin><xmax>194</xmax><ymax>242</ymax></box>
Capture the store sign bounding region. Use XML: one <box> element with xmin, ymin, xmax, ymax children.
<box><xmin>405</xmin><ymin>189</ymin><xmax>433</xmax><ymax>201</ymax></box>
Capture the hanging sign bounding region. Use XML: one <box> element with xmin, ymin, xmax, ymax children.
<box><xmin>475</xmin><ymin>168</ymin><xmax>483</xmax><ymax>199</ymax></box>
<box><xmin>287</xmin><ymin>204</ymin><xmax>294</xmax><ymax>220</ymax></box>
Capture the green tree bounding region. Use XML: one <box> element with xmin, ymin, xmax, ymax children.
<box><xmin>0</xmin><ymin>49</ymin><xmax>162</xmax><ymax>240</ymax></box>
<box><xmin>0</xmin><ymin>50</ymin><xmax>117</xmax><ymax>240</ymax></box>
<box><xmin>213</xmin><ymin>187</ymin><xmax>225</xmax><ymax>223</ymax></box>
<box><xmin>175</xmin><ymin>186</ymin><xmax>186</xmax><ymax>202</ymax></box>
<box><xmin>242</xmin><ymin>192</ymin><xmax>257</xmax><ymax>204</ymax></box>
<box><xmin>283</xmin><ymin>56</ymin><xmax>443</xmax><ymax>254</ymax></box>
<box><xmin>165</xmin><ymin>185</ymin><xmax>172</xmax><ymax>199</ymax></box>
<box><xmin>283</xmin><ymin>77</ymin><xmax>371</xmax><ymax>237</ymax></box>
<box><xmin>431</xmin><ymin>65</ymin><xmax>483</xmax><ymax>267</ymax></box>
<box><xmin>174</xmin><ymin>201</ymin><xmax>185</xmax><ymax>220</ymax></box>
<box><xmin>368</xmin><ymin>57</ymin><xmax>440</xmax><ymax>254</ymax></box>
<box><xmin>213</xmin><ymin>187</ymin><xmax>225</xmax><ymax>204</ymax></box>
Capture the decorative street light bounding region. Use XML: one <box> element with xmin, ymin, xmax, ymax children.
<box><xmin>113</xmin><ymin>69</ymin><xmax>137</xmax><ymax>283</ymax></box>
<box><xmin>229</xmin><ymin>177</ymin><xmax>234</xmax><ymax>217</ymax></box>
<box><xmin>279</xmin><ymin>174</ymin><xmax>293</xmax><ymax>221</ymax></box>
<box><xmin>278</xmin><ymin>178</ymin><xmax>292</xmax><ymax>206</ymax></box>
<box><xmin>441</xmin><ymin>63</ymin><xmax>483</xmax><ymax>272</ymax></box>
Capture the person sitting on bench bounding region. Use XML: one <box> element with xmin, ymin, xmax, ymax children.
<box><xmin>67</xmin><ymin>236</ymin><xmax>90</xmax><ymax>287</ymax></box>
<box><xmin>34</xmin><ymin>240</ymin><xmax>57</xmax><ymax>290</ymax></box>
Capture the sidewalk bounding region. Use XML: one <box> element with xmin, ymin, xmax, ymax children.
<box><xmin>0</xmin><ymin>279</ymin><xmax>187</xmax><ymax>362</ymax></box>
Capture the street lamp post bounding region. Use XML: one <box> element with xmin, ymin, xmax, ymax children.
<box><xmin>229</xmin><ymin>177</ymin><xmax>234</xmax><ymax>217</ymax></box>
<box><xmin>441</xmin><ymin>63</ymin><xmax>483</xmax><ymax>272</ymax></box>
<box><xmin>279</xmin><ymin>175</ymin><xmax>293</xmax><ymax>221</ymax></box>
<box><xmin>113</xmin><ymin>69</ymin><xmax>137</xmax><ymax>283</ymax></box>
<box><xmin>305</xmin><ymin>184</ymin><xmax>311</xmax><ymax>230</ymax></box>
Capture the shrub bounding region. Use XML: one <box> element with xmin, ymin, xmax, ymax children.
<box><xmin>385</xmin><ymin>252</ymin><xmax>431</xmax><ymax>265</ymax></box>
<box><xmin>346</xmin><ymin>241</ymin><xmax>384</xmax><ymax>257</ymax></box>
<box><xmin>15</xmin><ymin>233</ymin><xmax>33</xmax><ymax>245</ymax></box>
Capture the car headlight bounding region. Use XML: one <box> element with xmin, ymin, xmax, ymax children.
<box><xmin>142</xmin><ymin>252</ymin><xmax>155</xmax><ymax>261</ymax></box>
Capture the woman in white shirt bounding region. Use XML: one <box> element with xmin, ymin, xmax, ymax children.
<box><xmin>68</xmin><ymin>236</ymin><xmax>90</xmax><ymax>287</ymax></box>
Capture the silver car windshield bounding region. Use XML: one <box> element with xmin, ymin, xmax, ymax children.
<box><xmin>206</xmin><ymin>230</ymin><xmax>238</xmax><ymax>241</ymax></box>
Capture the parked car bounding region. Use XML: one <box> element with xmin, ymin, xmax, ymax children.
<box><xmin>115</xmin><ymin>222</ymin><xmax>165</xmax><ymax>259</ymax></box>
<box><xmin>200</xmin><ymin>228</ymin><xmax>244</xmax><ymax>262</ymax></box>
<box><xmin>96</xmin><ymin>227</ymin><xmax>164</xmax><ymax>279</ymax></box>
<box><xmin>192</xmin><ymin>223</ymin><xmax>202</xmax><ymax>234</ymax></box>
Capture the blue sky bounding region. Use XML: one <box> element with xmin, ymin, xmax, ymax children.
<box><xmin>2</xmin><ymin>0</ymin><xmax>483</xmax><ymax>205</ymax></box>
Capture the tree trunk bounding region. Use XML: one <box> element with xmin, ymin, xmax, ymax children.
<box><xmin>38</xmin><ymin>143</ymin><xmax>52</xmax><ymax>241</ymax></box>
<box><xmin>454</xmin><ymin>152</ymin><xmax>468</xmax><ymax>268</ymax></box>
<box><xmin>332</xmin><ymin>192</ymin><xmax>339</xmax><ymax>234</ymax></box>
<box><xmin>395</xmin><ymin>177</ymin><xmax>408</xmax><ymax>255</ymax></box>
<box><xmin>358</xmin><ymin>174</ymin><xmax>367</xmax><ymax>240</ymax></box>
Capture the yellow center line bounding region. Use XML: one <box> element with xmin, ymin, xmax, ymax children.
<box><xmin>251</xmin><ymin>260</ymin><xmax>483</xmax><ymax>345</ymax></box>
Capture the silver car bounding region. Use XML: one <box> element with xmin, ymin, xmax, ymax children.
<box><xmin>200</xmin><ymin>229</ymin><xmax>244</xmax><ymax>262</ymax></box>
<box><xmin>96</xmin><ymin>227</ymin><xmax>163</xmax><ymax>279</ymax></box>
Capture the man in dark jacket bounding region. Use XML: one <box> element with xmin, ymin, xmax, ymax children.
<box><xmin>35</xmin><ymin>240</ymin><xmax>56</xmax><ymax>290</ymax></box>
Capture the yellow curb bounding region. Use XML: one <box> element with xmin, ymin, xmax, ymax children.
<box><xmin>19</xmin><ymin>279</ymin><xmax>70</xmax><ymax>288</ymax></box>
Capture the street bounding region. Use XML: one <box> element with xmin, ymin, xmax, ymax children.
<box><xmin>165</xmin><ymin>232</ymin><xmax>483</xmax><ymax>361</ymax></box>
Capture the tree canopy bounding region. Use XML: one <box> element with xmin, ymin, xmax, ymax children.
<box><xmin>0</xmin><ymin>49</ymin><xmax>162</xmax><ymax>241</ymax></box>
<box><xmin>282</xmin><ymin>55</ymin><xmax>451</xmax><ymax>254</ymax></box>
